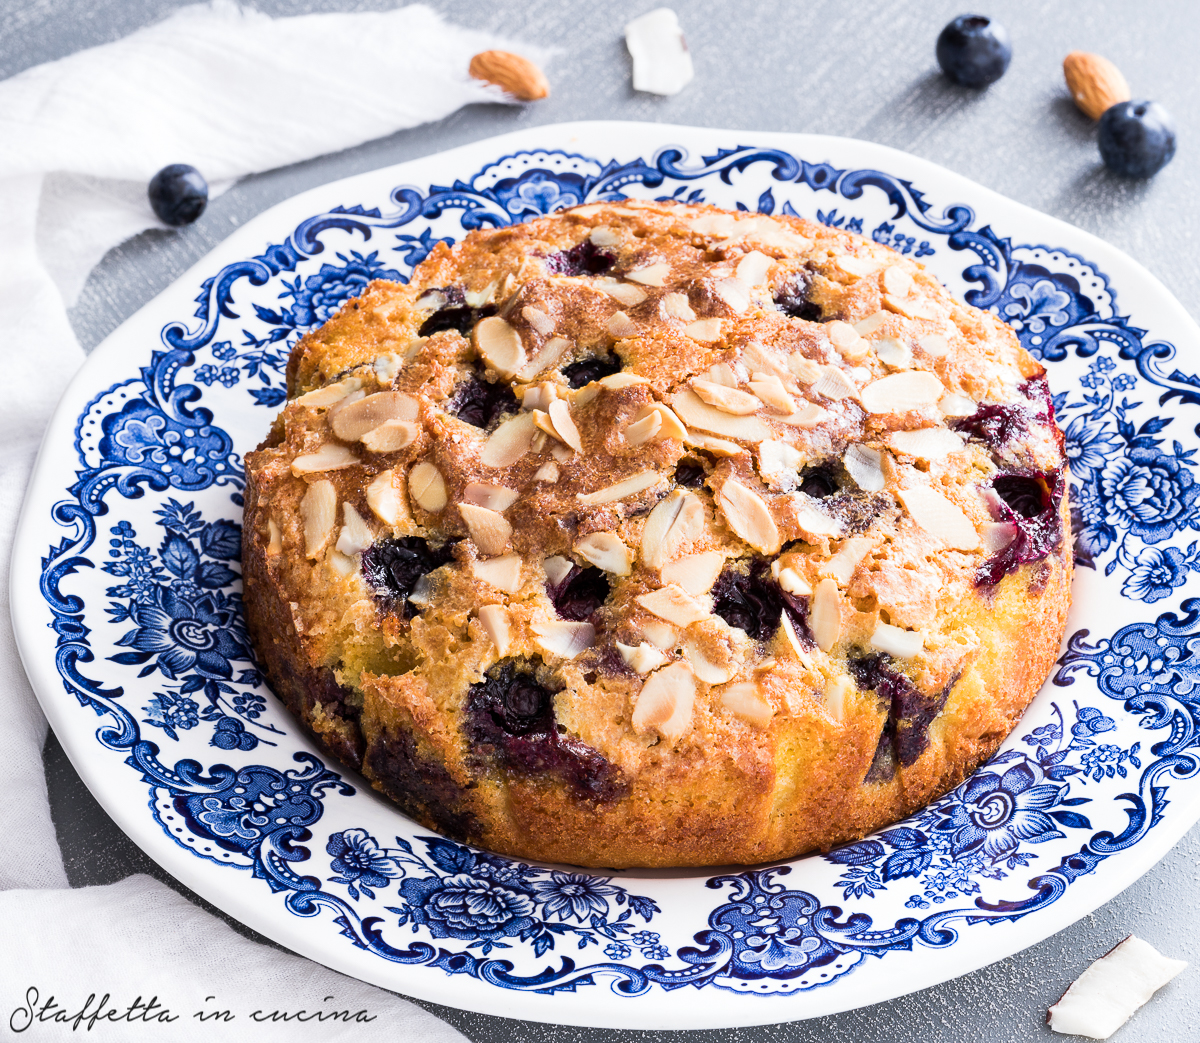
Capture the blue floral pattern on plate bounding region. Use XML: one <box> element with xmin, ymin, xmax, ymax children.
<box><xmin>19</xmin><ymin>132</ymin><xmax>1200</xmax><ymax>1018</ymax></box>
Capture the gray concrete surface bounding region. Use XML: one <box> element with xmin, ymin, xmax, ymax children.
<box><xmin>12</xmin><ymin>0</ymin><xmax>1200</xmax><ymax>1038</ymax></box>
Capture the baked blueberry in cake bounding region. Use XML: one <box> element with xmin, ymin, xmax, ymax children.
<box><xmin>242</xmin><ymin>200</ymin><xmax>1072</xmax><ymax>868</ymax></box>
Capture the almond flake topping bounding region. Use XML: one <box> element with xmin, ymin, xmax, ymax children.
<box><xmin>691</xmin><ymin>378</ymin><xmax>760</xmax><ymax>415</ymax></box>
<box><xmin>459</xmin><ymin>502</ymin><xmax>513</xmax><ymax>556</ymax></box>
<box><xmin>632</xmin><ymin>662</ymin><xmax>696</xmax><ymax>742</ymax></box>
<box><xmin>684</xmin><ymin>636</ymin><xmax>735</xmax><ymax>684</ymax></box>
<box><xmin>624</xmin><ymin>410</ymin><xmax>662</xmax><ymax>446</ymax></box>
<box><xmin>408</xmin><ymin>461</ymin><xmax>447</xmax><ymax>513</ymax></box>
<box><xmin>516</xmin><ymin>336</ymin><xmax>570</xmax><ymax>381</ymax></box>
<box><xmin>870</xmin><ymin>620</ymin><xmax>925</xmax><ymax>659</ymax></box>
<box><xmin>534</xmin><ymin>461</ymin><xmax>559</xmax><ymax>482</ymax></box>
<box><xmin>810</xmin><ymin>577</ymin><xmax>842</xmax><ymax>652</ymax></box>
<box><xmin>599</xmin><ymin>372</ymin><xmax>651</xmax><ymax>390</ymax></box>
<box><xmin>641</xmin><ymin>489</ymin><xmax>704</xmax><ymax>568</ymax></box>
<box><xmin>626</xmin><ymin>262</ymin><xmax>670</xmax><ymax>287</ymax></box>
<box><xmin>718</xmin><ymin>480</ymin><xmax>780</xmax><ymax>554</ymax></box>
<box><xmin>294</xmin><ymin>377</ymin><xmax>362</xmax><ymax>408</ymax></box>
<box><xmin>825</xmin><ymin>675</ymin><xmax>853</xmax><ymax>721</ymax></box>
<box><xmin>361</xmin><ymin>419</ymin><xmax>419</xmax><ymax>453</ymax></box>
<box><xmin>575</xmin><ymin>532</ymin><xmax>633</xmax><ymax>576</ymax></box>
<box><xmin>895</xmin><ymin>485</ymin><xmax>980</xmax><ymax>550</ymax></box>
<box><xmin>715</xmin><ymin>278</ymin><xmax>751</xmax><ymax>313</ymax></box>
<box><xmin>472</xmin><ymin>553</ymin><xmax>523</xmax><ymax>592</ymax></box>
<box><xmin>662</xmin><ymin>292</ymin><xmax>696</xmax><ymax>321</ymax></box>
<box><xmin>578</xmin><ymin>469</ymin><xmax>664</xmax><ymax>506</ymax></box>
<box><xmin>793</xmin><ymin>495</ymin><xmax>843</xmax><ymax>538</ymax></box>
<box><xmin>481</xmin><ymin>411</ymin><xmax>537</xmax><ymax>468</ymax></box>
<box><xmin>918</xmin><ymin>334</ymin><xmax>950</xmax><ymax>358</ymax></box>
<box><xmin>596</xmin><ymin>278</ymin><xmax>647</xmax><ymax>307</ymax></box>
<box><xmin>758</xmin><ymin>439</ymin><xmax>803</xmax><ymax>477</ymax></box>
<box><xmin>735</xmin><ymin>250</ymin><xmax>773</xmax><ymax>286</ymax></box>
<box><xmin>606</xmin><ymin>311</ymin><xmax>639</xmax><ymax>338</ymax></box>
<box><xmin>292</xmin><ymin>443</ymin><xmax>357</xmax><ymax>476</ymax></box>
<box><xmin>748</xmin><ymin>373</ymin><xmax>796</xmax><ymax>414</ymax></box>
<box><xmin>637</xmin><ymin>584</ymin><xmax>710</xmax><ymax>627</ymax></box>
<box><xmin>520</xmin><ymin>383</ymin><xmax>559</xmax><ymax>412</ymax></box>
<box><xmin>532</xmin><ymin>620</ymin><xmax>595</xmax><ymax>660</ymax></box>
<box><xmin>543</xmin><ymin>554</ymin><xmax>574</xmax><ymax>586</ymax></box>
<box><xmin>780</xmin><ymin>610</ymin><xmax>810</xmax><ymax>662</ymax></box>
<box><xmin>266</xmin><ymin>518</ymin><xmax>282</xmax><ymax>556</ymax></box>
<box><xmin>548</xmin><ymin>399</ymin><xmax>583</xmax><ymax>452</ymax></box>
<box><xmin>521</xmin><ymin>305</ymin><xmax>555</xmax><ymax>335</ymax></box>
<box><xmin>463</xmin><ymin>483</ymin><xmax>519</xmax><ymax>512</ymax></box>
<box><xmin>719</xmin><ymin>682</ymin><xmax>774</xmax><ymax>729</ymax></box>
<box><xmin>874</xmin><ymin>338</ymin><xmax>912</xmax><ymax>369</ymax></box>
<box><xmin>474</xmin><ymin>315</ymin><xmax>526</xmax><ymax>377</ymax></box>
<box><xmin>684</xmin><ymin>318</ymin><xmax>723</xmax><ymax>343</ymax></box>
<box><xmin>616</xmin><ymin>641</ymin><xmax>668</xmax><ymax>674</ymax></box>
<box><xmin>860</xmin><ymin>371</ymin><xmax>945</xmax><ymax>414</ymax></box>
<box><xmin>854</xmin><ymin>311</ymin><xmax>888</xmax><ymax>336</ymax></box>
<box><xmin>478</xmin><ymin>604</ymin><xmax>511</xmax><ymax>656</ymax></box>
<box><xmin>589</xmin><ymin>226</ymin><xmax>620</xmax><ymax>247</ymax></box>
<box><xmin>821</xmin><ymin>537</ymin><xmax>875</xmax><ymax>585</ymax></box>
<box><xmin>661</xmin><ymin>550</ymin><xmax>724</xmax><ymax>595</ymax></box>
<box><xmin>883</xmin><ymin>294</ymin><xmax>939</xmax><ymax>321</ymax></box>
<box><xmin>301</xmin><ymin>480</ymin><xmax>337</xmax><ymax>559</ymax></box>
<box><xmin>981</xmin><ymin>520</ymin><xmax>1018</xmax><ymax>554</ymax></box>
<box><xmin>673</xmin><ymin>389</ymin><xmax>770</xmax><ymax>441</ymax></box>
<box><xmin>938</xmin><ymin>392</ymin><xmax>977</xmax><ymax>417</ymax></box>
<box><xmin>684</xmin><ymin>432</ymin><xmax>743</xmax><ymax>456</ymax></box>
<box><xmin>843</xmin><ymin>444</ymin><xmax>885</xmax><ymax>491</ymax></box>
<box><xmin>881</xmin><ymin>265</ymin><xmax>914</xmax><ymax>297</ymax></box>
<box><xmin>335</xmin><ymin>502</ymin><xmax>373</xmax><ymax>556</ymax></box>
<box><xmin>787</xmin><ymin>353</ymin><xmax>823</xmax><ymax>384</ymax></box>
<box><xmin>889</xmin><ymin>427</ymin><xmax>964</xmax><ymax>460</ymax></box>
<box><xmin>827</xmin><ymin>321</ymin><xmax>869</xmax><ymax>362</ymax></box>
<box><xmin>810</xmin><ymin>366</ymin><xmax>858</xmax><ymax>401</ymax></box>
<box><xmin>835</xmin><ymin>254</ymin><xmax>879</xmax><ymax>278</ymax></box>
<box><xmin>649</xmin><ymin>402</ymin><xmax>689</xmax><ymax>440</ymax></box>
<box><xmin>777</xmin><ymin>567</ymin><xmax>810</xmax><ymax>595</ymax></box>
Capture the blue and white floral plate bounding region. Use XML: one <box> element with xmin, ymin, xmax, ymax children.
<box><xmin>13</xmin><ymin>122</ymin><xmax>1200</xmax><ymax>1029</ymax></box>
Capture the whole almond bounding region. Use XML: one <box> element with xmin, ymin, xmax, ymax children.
<box><xmin>1063</xmin><ymin>51</ymin><xmax>1131</xmax><ymax>121</ymax></box>
<box><xmin>469</xmin><ymin>50</ymin><xmax>550</xmax><ymax>101</ymax></box>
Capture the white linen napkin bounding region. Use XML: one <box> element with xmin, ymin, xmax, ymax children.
<box><xmin>0</xmin><ymin>3</ymin><xmax>543</xmax><ymax>1036</ymax></box>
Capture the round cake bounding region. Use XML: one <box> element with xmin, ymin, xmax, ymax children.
<box><xmin>242</xmin><ymin>199</ymin><xmax>1071</xmax><ymax>868</ymax></box>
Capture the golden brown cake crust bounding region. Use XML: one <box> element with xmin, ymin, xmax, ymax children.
<box><xmin>242</xmin><ymin>200</ymin><xmax>1072</xmax><ymax>868</ymax></box>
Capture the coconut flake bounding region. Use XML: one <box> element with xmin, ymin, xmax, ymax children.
<box><xmin>624</xmin><ymin>7</ymin><xmax>694</xmax><ymax>97</ymax></box>
<box><xmin>1047</xmin><ymin>935</ymin><xmax>1186</xmax><ymax>1039</ymax></box>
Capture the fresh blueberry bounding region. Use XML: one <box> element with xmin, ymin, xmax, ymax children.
<box><xmin>936</xmin><ymin>15</ymin><xmax>1012</xmax><ymax>88</ymax></box>
<box><xmin>148</xmin><ymin>164</ymin><xmax>209</xmax><ymax>226</ymax></box>
<box><xmin>1098</xmin><ymin>101</ymin><xmax>1177</xmax><ymax>178</ymax></box>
